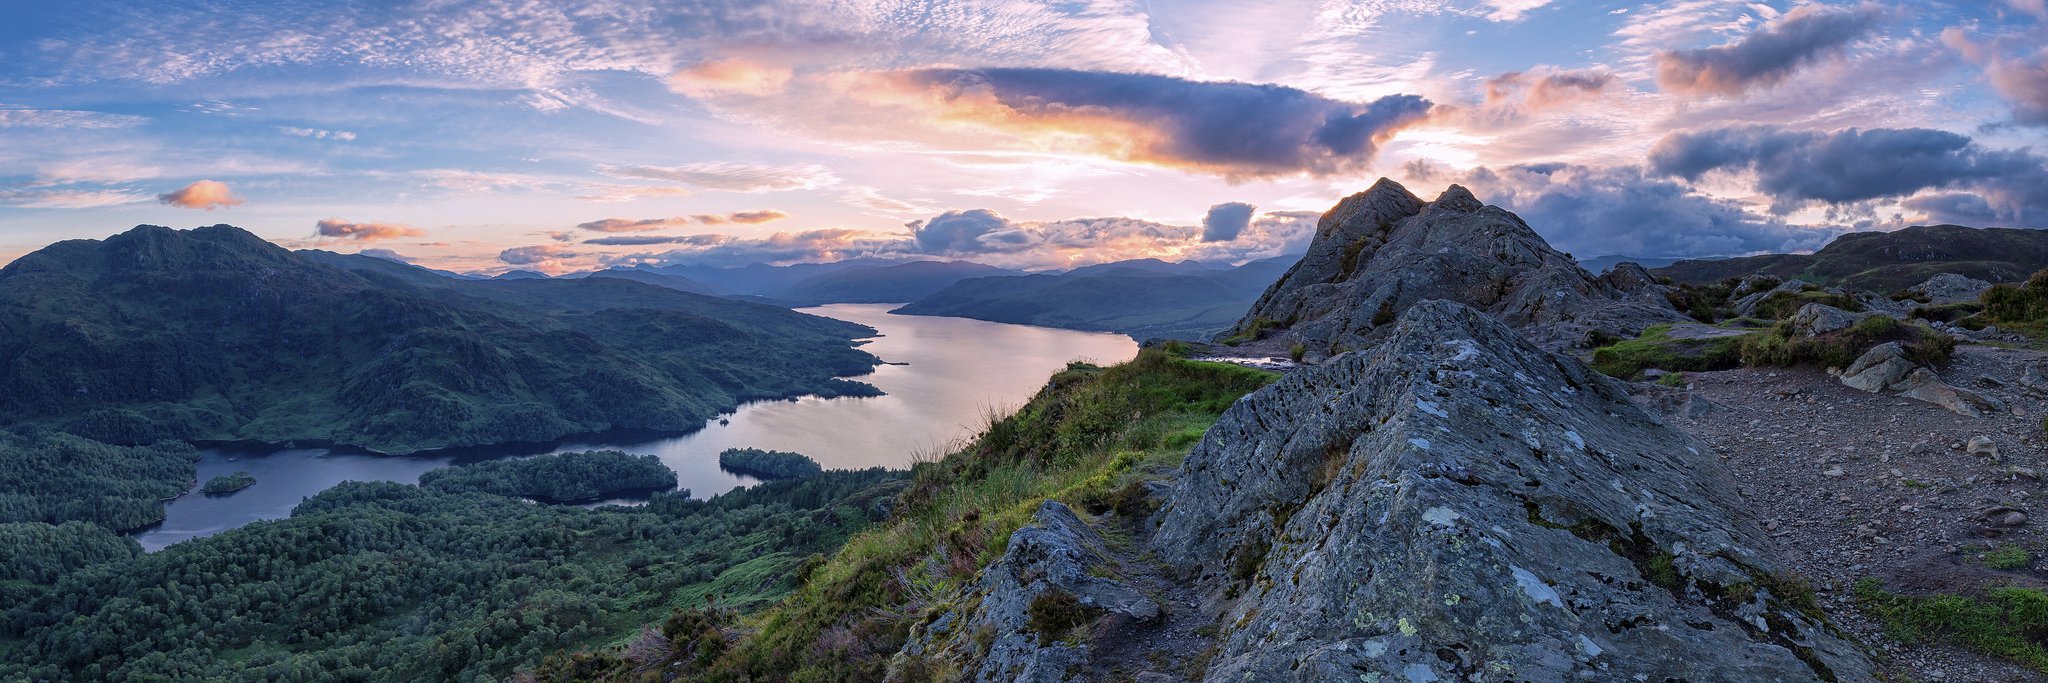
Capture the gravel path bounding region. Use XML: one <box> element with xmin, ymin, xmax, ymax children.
<box><xmin>1669</xmin><ymin>343</ymin><xmax>2048</xmax><ymax>682</ymax></box>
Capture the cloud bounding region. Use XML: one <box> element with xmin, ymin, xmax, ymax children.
<box><xmin>577</xmin><ymin>217</ymin><xmax>690</xmax><ymax>233</ymax></box>
<box><xmin>1654</xmin><ymin>4</ymin><xmax>1882</xmax><ymax>96</ymax></box>
<box><xmin>0</xmin><ymin>187</ymin><xmax>151</xmax><ymax>209</ymax></box>
<box><xmin>1483</xmin><ymin>67</ymin><xmax>1617</xmax><ymax>110</ymax></box>
<box><xmin>1478</xmin><ymin>0</ymin><xmax>1552</xmax><ymax>22</ymax></box>
<box><xmin>607</xmin><ymin>228</ymin><xmax>919</xmax><ymax>268</ymax></box>
<box><xmin>2009</xmin><ymin>0</ymin><xmax>2048</xmax><ymax>20</ymax></box>
<box><xmin>1411</xmin><ymin>161</ymin><xmax>1840</xmax><ymax>258</ymax></box>
<box><xmin>157</xmin><ymin>180</ymin><xmax>244</xmax><ymax>210</ymax></box>
<box><xmin>578</xmin><ymin>210</ymin><xmax>789</xmax><ymax>233</ymax></box>
<box><xmin>1201</xmin><ymin>202</ymin><xmax>1255</xmax><ymax>242</ymax></box>
<box><xmin>1943</xmin><ymin>28</ymin><xmax>2048</xmax><ymax>126</ymax></box>
<box><xmin>500</xmin><ymin>244</ymin><xmax>580</xmax><ymax>265</ymax></box>
<box><xmin>278</xmin><ymin>126</ymin><xmax>357</xmax><ymax>140</ymax></box>
<box><xmin>669</xmin><ymin>59</ymin><xmax>795</xmax><ymax>97</ymax></box>
<box><xmin>1648</xmin><ymin>125</ymin><xmax>2048</xmax><ymax>219</ymax></box>
<box><xmin>863</xmin><ymin>68</ymin><xmax>1434</xmax><ymax>179</ymax></box>
<box><xmin>908</xmin><ymin>209</ymin><xmax>1026</xmax><ymax>254</ymax></box>
<box><xmin>596</xmin><ymin>162</ymin><xmax>836</xmax><ymax>192</ymax></box>
<box><xmin>358</xmin><ymin>248</ymin><xmax>414</xmax><ymax>263</ymax></box>
<box><xmin>0</xmin><ymin>107</ymin><xmax>148</xmax><ymax>129</ymax></box>
<box><xmin>315</xmin><ymin>218</ymin><xmax>427</xmax><ymax>241</ymax></box>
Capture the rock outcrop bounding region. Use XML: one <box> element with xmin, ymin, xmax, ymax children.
<box><xmin>888</xmin><ymin>501</ymin><xmax>1158</xmax><ymax>683</ymax></box>
<box><xmin>1788</xmin><ymin>302</ymin><xmax>1867</xmax><ymax>337</ymax></box>
<box><xmin>1158</xmin><ymin>300</ymin><xmax>1871</xmax><ymax>682</ymax></box>
<box><xmin>1837</xmin><ymin>342</ymin><xmax>2006</xmax><ymax>417</ymax></box>
<box><xmin>1907</xmin><ymin>273</ymin><xmax>1994</xmax><ymax>305</ymax></box>
<box><xmin>1219</xmin><ymin>179</ymin><xmax>1687</xmax><ymax>359</ymax></box>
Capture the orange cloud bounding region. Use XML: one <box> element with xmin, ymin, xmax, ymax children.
<box><xmin>1483</xmin><ymin>68</ymin><xmax>1617</xmax><ymax>110</ymax></box>
<box><xmin>695</xmin><ymin>209</ymin><xmax>788</xmax><ymax>224</ymax></box>
<box><xmin>157</xmin><ymin>180</ymin><xmax>244</xmax><ymax>210</ymax></box>
<box><xmin>578</xmin><ymin>217</ymin><xmax>690</xmax><ymax>232</ymax></box>
<box><xmin>669</xmin><ymin>59</ymin><xmax>795</xmax><ymax>97</ymax></box>
<box><xmin>315</xmin><ymin>218</ymin><xmax>426</xmax><ymax>241</ymax></box>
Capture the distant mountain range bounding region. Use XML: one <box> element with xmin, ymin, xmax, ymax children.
<box><xmin>1652</xmin><ymin>224</ymin><xmax>2048</xmax><ymax>291</ymax></box>
<box><xmin>892</xmin><ymin>257</ymin><xmax>1294</xmax><ymax>340</ymax></box>
<box><xmin>0</xmin><ymin>225</ymin><xmax>881</xmax><ymax>453</ymax></box>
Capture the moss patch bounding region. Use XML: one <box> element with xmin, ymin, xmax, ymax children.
<box><xmin>1588</xmin><ymin>324</ymin><xmax>1746</xmax><ymax>379</ymax></box>
<box><xmin>1854</xmin><ymin>578</ymin><xmax>2048</xmax><ymax>673</ymax></box>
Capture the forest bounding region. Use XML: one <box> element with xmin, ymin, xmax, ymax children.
<box><xmin>418</xmin><ymin>450</ymin><xmax>678</xmax><ymax>502</ymax></box>
<box><xmin>0</xmin><ymin>430</ymin><xmax>198</xmax><ymax>531</ymax></box>
<box><xmin>717</xmin><ymin>448</ymin><xmax>824</xmax><ymax>480</ymax></box>
<box><xmin>0</xmin><ymin>449</ymin><xmax>904</xmax><ymax>682</ymax></box>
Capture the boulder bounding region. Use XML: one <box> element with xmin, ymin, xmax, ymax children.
<box><xmin>1156</xmin><ymin>300</ymin><xmax>1872</xmax><ymax>682</ymax></box>
<box><xmin>1967</xmin><ymin>435</ymin><xmax>1999</xmax><ymax>460</ymax></box>
<box><xmin>1788</xmin><ymin>302</ymin><xmax>1866</xmax><ymax>337</ymax></box>
<box><xmin>2022</xmin><ymin>365</ymin><xmax>2048</xmax><ymax>394</ymax></box>
<box><xmin>1909</xmin><ymin>273</ymin><xmax>1995</xmax><ymax>305</ymax></box>
<box><xmin>1732</xmin><ymin>279</ymin><xmax>1810</xmax><ymax>318</ymax></box>
<box><xmin>1219</xmin><ymin>180</ymin><xmax>1687</xmax><ymax>358</ymax></box>
<box><xmin>887</xmin><ymin>501</ymin><xmax>1157</xmax><ymax>683</ymax></box>
<box><xmin>1838</xmin><ymin>343</ymin><xmax>2005</xmax><ymax>417</ymax></box>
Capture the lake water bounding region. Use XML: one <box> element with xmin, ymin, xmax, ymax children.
<box><xmin>133</xmin><ymin>305</ymin><xmax>1138</xmax><ymax>550</ymax></box>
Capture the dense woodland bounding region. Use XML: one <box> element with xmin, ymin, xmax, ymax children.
<box><xmin>0</xmin><ymin>449</ymin><xmax>903</xmax><ymax>682</ymax></box>
<box><xmin>717</xmin><ymin>448</ymin><xmax>824</xmax><ymax>480</ymax></box>
<box><xmin>0</xmin><ymin>430</ymin><xmax>197</xmax><ymax>531</ymax></box>
<box><xmin>419</xmin><ymin>450</ymin><xmax>678</xmax><ymax>502</ymax></box>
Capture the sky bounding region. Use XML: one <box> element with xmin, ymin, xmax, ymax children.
<box><xmin>0</xmin><ymin>0</ymin><xmax>2044</xmax><ymax>274</ymax></box>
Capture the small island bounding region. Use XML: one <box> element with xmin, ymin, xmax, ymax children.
<box><xmin>717</xmin><ymin>448</ymin><xmax>824</xmax><ymax>480</ymax></box>
<box><xmin>201</xmin><ymin>471</ymin><xmax>257</xmax><ymax>496</ymax></box>
<box><xmin>418</xmin><ymin>450</ymin><xmax>678</xmax><ymax>503</ymax></box>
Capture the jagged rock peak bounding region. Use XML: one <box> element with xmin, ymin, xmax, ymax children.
<box><xmin>1218</xmin><ymin>180</ymin><xmax>1687</xmax><ymax>357</ymax></box>
<box><xmin>1162</xmin><ymin>299</ymin><xmax>1873</xmax><ymax>681</ymax></box>
<box><xmin>1430</xmin><ymin>183</ymin><xmax>1482</xmax><ymax>212</ymax></box>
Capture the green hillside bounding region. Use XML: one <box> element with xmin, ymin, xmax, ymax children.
<box><xmin>1653</xmin><ymin>224</ymin><xmax>2048</xmax><ymax>291</ymax></box>
<box><xmin>0</xmin><ymin>225</ymin><xmax>881</xmax><ymax>454</ymax></box>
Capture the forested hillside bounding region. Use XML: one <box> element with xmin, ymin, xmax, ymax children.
<box><xmin>0</xmin><ymin>225</ymin><xmax>882</xmax><ymax>453</ymax></box>
<box><xmin>0</xmin><ymin>452</ymin><xmax>904</xmax><ymax>681</ymax></box>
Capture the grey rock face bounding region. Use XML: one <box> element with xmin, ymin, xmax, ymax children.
<box><xmin>887</xmin><ymin>501</ymin><xmax>1157</xmax><ymax>683</ymax></box>
<box><xmin>1157</xmin><ymin>300</ymin><xmax>1872</xmax><ymax>682</ymax></box>
<box><xmin>1789</xmin><ymin>303</ymin><xmax>1867</xmax><ymax>337</ymax></box>
<box><xmin>1220</xmin><ymin>179</ymin><xmax>1686</xmax><ymax>358</ymax></box>
<box><xmin>1909</xmin><ymin>273</ymin><xmax>1994</xmax><ymax>305</ymax></box>
<box><xmin>1838</xmin><ymin>342</ymin><xmax>2006</xmax><ymax>417</ymax></box>
<box><xmin>1730</xmin><ymin>279</ymin><xmax>1809</xmax><ymax>318</ymax></box>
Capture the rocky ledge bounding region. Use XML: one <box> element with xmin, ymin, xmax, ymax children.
<box><xmin>1159</xmin><ymin>300</ymin><xmax>1870</xmax><ymax>681</ymax></box>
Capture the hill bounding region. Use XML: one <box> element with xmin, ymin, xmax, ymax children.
<box><xmin>773</xmin><ymin>260</ymin><xmax>1019</xmax><ymax>305</ymax></box>
<box><xmin>0</xmin><ymin>225</ymin><xmax>881</xmax><ymax>453</ymax></box>
<box><xmin>1653</xmin><ymin>224</ymin><xmax>2048</xmax><ymax>291</ymax></box>
<box><xmin>893</xmin><ymin>257</ymin><xmax>1291</xmax><ymax>340</ymax></box>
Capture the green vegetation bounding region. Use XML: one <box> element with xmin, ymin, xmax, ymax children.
<box><xmin>719</xmin><ymin>448</ymin><xmax>824</xmax><ymax>480</ymax></box>
<box><xmin>1979</xmin><ymin>543</ymin><xmax>2034</xmax><ymax>570</ymax></box>
<box><xmin>1977</xmin><ymin>268</ymin><xmax>2048</xmax><ymax>336</ymax></box>
<box><xmin>1221</xmin><ymin>316</ymin><xmax>1279</xmax><ymax>346</ymax></box>
<box><xmin>1854</xmin><ymin>578</ymin><xmax>2048</xmax><ymax>673</ymax></box>
<box><xmin>1588</xmin><ymin>323</ymin><xmax>1744</xmax><ymax>379</ymax></box>
<box><xmin>0</xmin><ymin>457</ymin><xmax>901</xmax><ymax>681</ymax></box>
<box><xmin>201</xmin><ymin>471</ymin><xmax>255</xmax><ymax>495</ymax></box>
<box><xmin>1749</xmin><ymin>286</ymin><xmax>1865</xmax><ymax>320</ymax></box>
<box><xmin>544</xmin><ymin>347</ymin><xmax>1276</xmax><ymax>682</ymax></box>
<box><xmin>1288</xmin><ymin>343</ymin><xmax>1307</xmax><ymax>363</ymax></box>
<box><xmin>419</xmin><ymin>450</ymin><xmax>677</xmax><ymax>502</ymax></box>
<box><xmin>0</xmin><ymin>225</ymin><xmax>881</xmax><ymax>454</ymax></box>
<box><xmin>0</xmin><ymin>430</ymin><xmax>197</xmax><ymax>531</ymax></box>
<box><xmin>1663</xmin><ymin>278</ymin><xmax>1751</xmax><ymax>322</ymax></box>
<box><xmin>1026</xmin><ymin>591</ymin><xmax>1104</xmax><ymax>643</ymax></box>
<box><xmin>1739</xmin><ymin>315</ymin><xmax>1955</xmax><ymax>369</ymax></box>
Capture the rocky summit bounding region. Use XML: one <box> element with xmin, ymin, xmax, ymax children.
<box><xmin>1158</xmin><ymin>300</ymin><xmax>1871</xmax><ymax>681</ymax></box>
<box><xmin>1220</xmin><ymin>179</ymin><xmax>1687</xmax><ymax>358</ymax></box>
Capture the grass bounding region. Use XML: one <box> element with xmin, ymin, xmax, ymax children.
<box><xmin>1739</xmin><ymin>315</ymin><xmax>1955</xmax><ymax>370</ymax></box>
<box><xmin>1978</xmin><ymin>269</ymin><xmax>2048</xmax><ymax>338</ymax></box>
<box><xmin>681</xmin><ymin>347</ymin><xmax>1277</xmax><ymax>682</ymax></box>
<box><xmin>1980</xmin><ymin>544</ymin><xmax>2034</xmax><ymax>571</ymax></box>
<box><xmin>1588</xmin><ymin>323</ymin><xmax>1746</xmax><ymax>379</ymax></box>
<box><xmin>1750</xmin><ymin>287</ymin><xmax>1867</xmax><ymax>320</ymax></box>
<box><xmin>1854</xmin><ymin>578</ymin><xmax>2048</xmax><ymax>673</ymax></box>
<box><xmin>1221</xmin><ymin>317</ymin><xmax>1279</xmax><ymax>346</ymax></box>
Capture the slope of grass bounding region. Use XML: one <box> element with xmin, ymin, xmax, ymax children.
<box><xmin>1854</xmin><ymin>578</ymin><xmax>2048</xmax><ymax>673</ymax></box>
<box><xmin>1588</xmin><ymin>323</ymin><xmax>1746</xmax><ymax>379</ymax></box>
<box><xmin>542</xmin><ymin>346</ymin><xmax>1277</xmax><ymax>682</ymax></box>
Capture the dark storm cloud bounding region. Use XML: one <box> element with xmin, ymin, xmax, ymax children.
<box><xmin>1201</xmin><ymin>202</ymin><xmax>1255</xmax><ymax>242</ymax></box>
<box><xmin>1648</xmin><ymin>125</ymin><xmax>2048</xmax><ymax>218</ymax></box>
<box><xmin>1655</xmin><ymin>4</ymin><xmax>1882</xmax><ymax>96</ymax></box>
<box><xmin>890</xmin><ymin>68</ymin><xmax>1435</xmax><ymax>178</ymax></box>
<box><xmin>907</xmin><ymin>209</ymin><xmax>1025</xmax><ymax>254</ymax></box>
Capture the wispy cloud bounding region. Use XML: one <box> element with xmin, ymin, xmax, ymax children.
<box><xmin>315</xmin><ymin>218</ymin><xmax>426</xmax><ymax>241</ymax></box>
<box><xmin>0</xmin><ymin>106</ymin><xmax>148</xmax><ymax>129</ymax></box>
<box><xmin>596</xmin><ymin>162</ymin><xmax>836</xmax><ymax>192</ymax></box>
